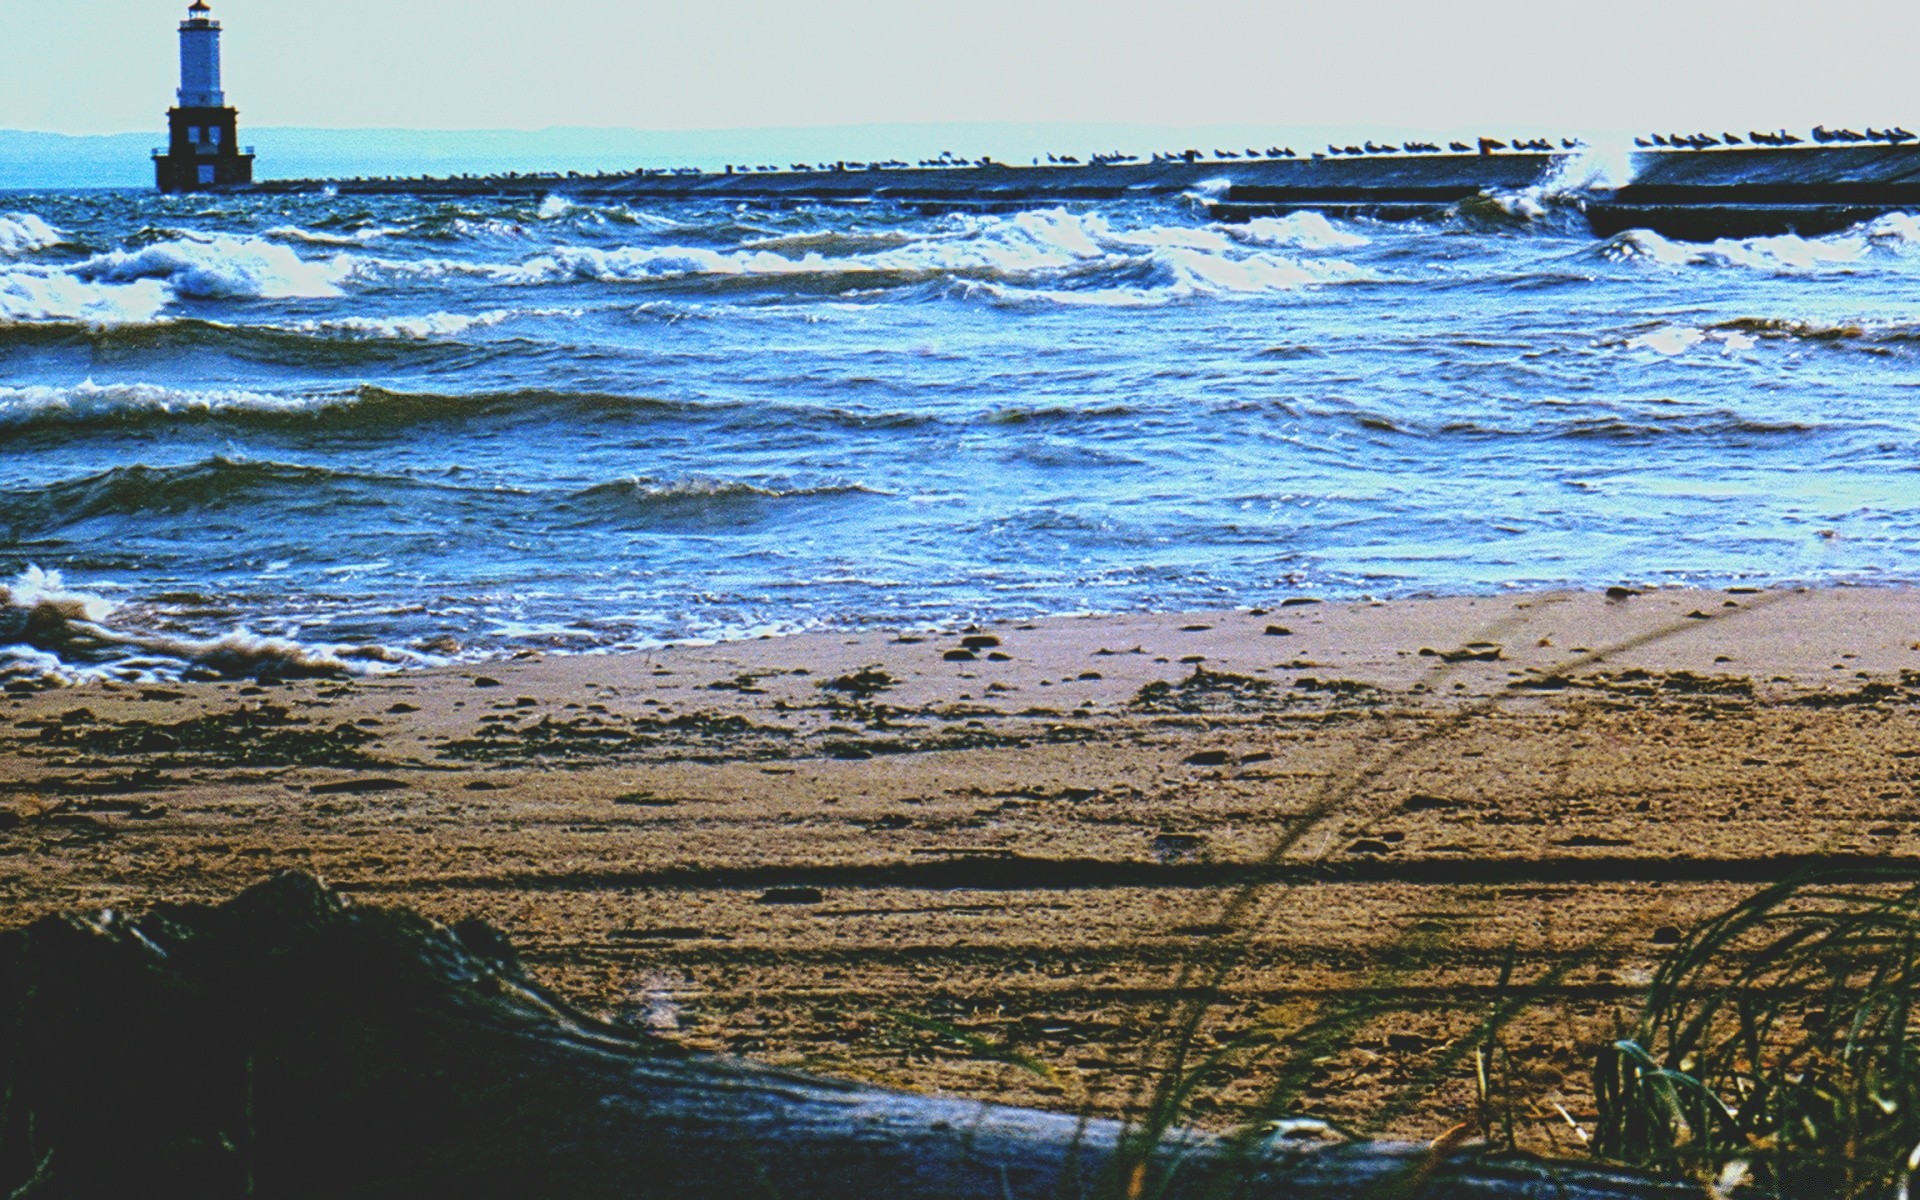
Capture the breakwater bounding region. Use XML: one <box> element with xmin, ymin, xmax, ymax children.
<box><xmin>246</xmin><ymin>143</ymin><xmax>1920</xmax><ymax>240</ymax></box>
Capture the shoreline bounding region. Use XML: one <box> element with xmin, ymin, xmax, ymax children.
<box><xmin>19</xmin><ymin>573</ymin><xmax>1920</xmax><ymax>695</ymax></box>
<box><xmin>6</xmin><ymin>584</ymin><xmax>1920</xmax><ymax>1141</ymax></box>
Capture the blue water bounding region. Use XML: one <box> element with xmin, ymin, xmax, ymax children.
<box><xmin>1</xmin><ymin>187</ymin><xmax>1918</xmax><ymax>681</ymax></box>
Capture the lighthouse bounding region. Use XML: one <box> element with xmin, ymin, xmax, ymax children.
<box><xmin>153</xmin><ymin>1</ymin><xmax>255</xmax><ymax>192</ymax></box>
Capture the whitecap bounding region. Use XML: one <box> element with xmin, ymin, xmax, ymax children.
<box><xmin>1625</xmin><ymin>325</ymin><xmax>1706</xmax><ymax>356</ymax></box>
<box><xmin>0</xmin><ymin>380</ymin><xmax>335</xmax><ymax>426</ymax></box>
<box><xmin>0</xmin><ymin>270</ymin><xmax>170</xmax><ymax>324</ymax></box>
<box><xmin>0</xmin><ymin>213</ymin><xmax>64</xmax><ymax>257</ymax></box>
<box><xmin>0</xmin><ymin>566</ymin><xmax>412</xmax><ymax>684</ymax></box>
<box><xmin>1229</xmin><ymin>212</ymin><xmax>1371</xmax><ymax>250</ymax></box>
<box><xmin>72</xmin><ymin>235</ymin><xmax>347</xmax><ymax>299</ymax></box>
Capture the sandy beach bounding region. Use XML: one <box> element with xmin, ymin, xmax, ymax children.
<box><xmin>6</xmin><ymin>583</ymin><xmax>1920</xmax><ymax>1145</ymax></box>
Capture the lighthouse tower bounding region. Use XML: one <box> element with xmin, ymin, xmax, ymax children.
<box><xmin>153</xmin><ymin>1</ymin><xmax>255</xmax><ymax>192</ymax></box>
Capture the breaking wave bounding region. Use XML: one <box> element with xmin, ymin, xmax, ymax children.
<box><xmin>0</xmin><ymin>381</ymin><xmax>358</xmax><ymax>430</ymax></box>
<box><xmin>0</xmin><ymin>270</ymin><xmax>170</xmax><ymax>324</ymax></box>
<box><xmin>496</xmin><ymin>208</ymin><xmax>1377</xmax><ymax>300</ymax></box>
<box><xmin>71</xmin><ymin>235</ymin><xmax>348</xmax><ymax>299</ymax></box>
<box><xmin>1229</xmin><ymin>212</ymin><xmax>1371</xmax><ymax>250</ymax></box>
<box><xmin>0</xmin><ymin>567</ymin><xmax>407</xmax><ymax>686</ymax></box>
<box><xmin>0</xmin><ymin>382</ymin><xmax>701</xmax><ymax>436</ymax></box>
<box><xmin>1594</xmin><ymin>218</ymin><xmax>1920</xmax><ymax>274</ymax></box>
<box><xmin>0</xmin><ymin>213</ymin><xmax>66</xmax><ymax>257</ymax></box>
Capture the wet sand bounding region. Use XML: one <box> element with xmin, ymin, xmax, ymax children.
<box><xmin>5</xmin><ymin>584</ymin><xmax>1920</xmax><ymax>1146</ymax></box>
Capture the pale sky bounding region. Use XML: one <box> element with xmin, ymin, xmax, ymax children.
<box><xmin>8</xmin><ymin>0</ymin><xmax>1920</xmax><ymax>137</ymax></box>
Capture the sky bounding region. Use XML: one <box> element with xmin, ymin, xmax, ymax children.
<box><xmin>7</xmin><ymin>0</ymin><xmax>1920</xmax><ymax>138</ymax></box>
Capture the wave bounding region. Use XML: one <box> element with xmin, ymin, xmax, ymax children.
<box><xmin>70</xmin><ymin>235</ymin><xmax>348</xmax><ymax>299</ymax></box>
<box><xmin>986</xmin><ymin>402</ymin><xmax>1139</xmax><ymax>425</ymax></box>
<box><xmin>0</xmin><ymin>567</ymin><xmax>404</xmax><ymax>685</ymax></box>
<box><xmin>0</xmin><ymin>310</ymin><xmax>539</xmax><ymax>370</ymax></box>
<box><xmin>561</xmin><ymin>476</ymin><xmax>886</xmax><ymax>525</ymax></box>
<box><xmin>490</xmin><ymin>207</ymin><xmax>1377</xmax><ymax>301</ymax></box>
<box><xmin>1611</xmin><ymin>323</ymin><xmax>1758</xmax><ymax>357</ymax></box>
<box><xmin>1228</xmin><ymin>212</ymin><xmax>1371</xmax><ymax>250</ymax></box>
<box><xmin>1367</xmin><ymin>407</ymin><xmax>1826</xmax><ymax>442</ymax></box>
<box><xmin>0</xmin><ymin>381</ymin><xmax>707</xmax><ymax>438</ymax></box>
<box><xmin>0</xmin><ymin>381</ymin><xmax>359</xmax><ymax>432</ymax></box>
<box><xmin>1593</xmin><ymin>222</ymin><xmax>1920</xmax><ymax>274</ymax></box>
<box><xmin>1552</xmin><ymin>413</ymin><xmax>1820</xmax><ymax>440</ymax></box>
<box><xmin>264</xmin><ymin>222</ymin><xmax>410</xmax><ymax>247</ymax></box>
<box><xmin>0</xmin><ymin>457</ymin><xmax>449</xmax><ymax>535</ymax></box>
<box><xmin>0</xmin><ymin>269</ymin><xmax>170</xmax><ymax>324</ymax></box>
<box><xmin>0</xmin><ymin>213</ymin><xmax>66</xmax><ymax>257</ymax></box>
<box><xmin>1709</xmin><ymin>315</ymin><xmax>1920</xmax><ymax>346</ymax></box>
<box><xmin>1608</xmin><ymin>314</ymin><xmax>1920</xmax><ymax>356</ymax></box>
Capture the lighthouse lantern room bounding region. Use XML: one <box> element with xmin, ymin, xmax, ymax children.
<box><xmin>154</xmin><ymin>1</ymin><xmax>255</xmax><ymax>192</ymax></box>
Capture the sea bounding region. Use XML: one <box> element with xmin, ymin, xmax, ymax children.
<box><xmin>2</xmin><ymin>180</ymin><xmax>1919</xmax><ymax>683</ymax></box>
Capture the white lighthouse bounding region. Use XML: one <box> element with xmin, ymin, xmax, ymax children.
<box><xmin>176</xmin><ymin>0</ymin><xmax>225</xmax><ymax>108</ymax></box>
<box><xmin>154</xmin><ymin>1</ymin><xmax>254</xmax><ymax>192</ymax></box>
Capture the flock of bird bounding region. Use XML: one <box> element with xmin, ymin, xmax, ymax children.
<box><xmin>1636</xmin><ymin>126</ymin><xmax>1917</xmax><ymax>149</ymax></box>
<box><xmin>692</xmin><ymin>126</ymin><xmax>1920</xmax><ymax>177</ymax></box>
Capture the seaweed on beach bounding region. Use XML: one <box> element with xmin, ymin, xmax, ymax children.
<box><xmin>435</xmin><ymin>709</ymin><xmax>794</xmax><ymax>763</ymax></box>
<box><xmin>25</xmin><ymin>703</ymin><xmax>379</xmax><ymax>768</ymax></box>
<box><xmin>817</xmin><ymin>720</ymin><xmax>1100</xmax><ymax>760</ymax></box>
<box><xmin>1131</xmin><ymin>667</ymin><xmax>1281</xmax><ymax>715</ymax></box>
<box><xmin>820</xmin><ymin>666</ymin><xmax>899</xmax><ymax>701</ymax></box>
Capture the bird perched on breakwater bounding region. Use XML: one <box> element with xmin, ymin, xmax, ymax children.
<box><xmin>1478</xmin><ymin>137</ymin><xmax>1506</xmax><ymax>154</ymax></box>
<box><xmin>1449</xmin><ymin>140</ymin><xmax>1471</xmax><ymax>152</ymax></box>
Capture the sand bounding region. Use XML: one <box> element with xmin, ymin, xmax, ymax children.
<box><xmin>5</xmin><ymin>583</ymin><xmax>1920</xmax><ymax>1147</ymax></box>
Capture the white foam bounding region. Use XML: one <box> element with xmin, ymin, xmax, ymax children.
<box><xmin>1230</xmin><ymin>212</ymin><xmax>1371</xmax><ymax>250</ymax></box>
<box><xmin>284</xmin><ymin>310</ymin><xmax>516</xmax><ymax>340</ymax></box>
<box><xmin>0</xmin><ymin>566</ymin><xmax>409</xmax><ymax>684</ymax></box>
<box><xmin>264</xmin><ymin>223</ymin><xmax>408</xmax><ymax>247</ymax></box>
<box><xmin>1865</xmin><ymin>212</ymin><xmax>1920</xmax><ymax>243</ymax></box>
<box><xmin>72</xmin><ymin>235</ymin><xmax>347</xmax><ymax>299</ymax></box>
<box><xmin>0</xmin><ymin>270</ymin><xmax>170</xmax><ymax>324</ymax></box>
<box><xmin>1602</xmin><ymin>225</ymin><xmax>1884</xmax><ymax>275</ymax></box>
<box><xmin>1704</xmin><ymin>234</ymin><xmax>1866</xmax><ymax>273</ymax></box>
<box><xmin>0</xmin><ymin>213</ymin><xmax>64</xmax><ymax>257</ymax></box>
<box><xmin>1625</xmin><ymin>325</ymin><xmax>1706</xmax><ymax>356</ymax></box>
<box><xmin>497</xmin><ymin>207</ymin><xmax>1373</xmax><ymax>303</ymax></box>
<box><xmin>0</xmin><ymin>380</ymin><xmax>335</xmax><ymax>426</ymax></box>
<box><xmin>1620</xmin><ymin>324</ymin><xmax>1757</xmax><ymax>357</ymax></box>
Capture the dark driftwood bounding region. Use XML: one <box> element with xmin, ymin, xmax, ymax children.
<box><xmin>0</xmin><ymin>875</ymin><xmax>1698</xmax><ymax>1198</ymax></box>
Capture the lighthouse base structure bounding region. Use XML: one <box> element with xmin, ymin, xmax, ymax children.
<box><xmin>154</xmin><ymin>105</ymin><xmax>254</xmax><ymax>193</ymax></box>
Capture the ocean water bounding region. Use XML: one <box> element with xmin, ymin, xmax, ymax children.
<box><xmin>2</xmin><ymin>186</ymin><xmax>1919</xmax><ymax>683</ymax></box>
